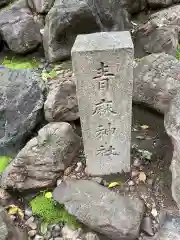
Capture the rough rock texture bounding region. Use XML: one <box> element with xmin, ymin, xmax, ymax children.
<box><xmin>0</xmin><ymin>6</ymin><xmax>41</xmax><ymax>54</ymax></box>
<box><xmin>147</xmin><ymin>0</ymin><xmax>174</xmax><ymax>9</ymax></box>
<box><xmin>43</xmin><ymin>0</ymin><xmax>131</xmax><ymax>62</ymax></box>
<box><xmin>134</xmin><ymin>24</ymin><xmax>179</xmax><ymax>58</ymax></box>
<box><xmin>133</xmin><ymin>53</ymin><xmax>180</xmax><ymax>113</ymax></box>
<box><xmin>28</xmin><ymin>0</ymin><xmax>54</xmax><ymax>13</ymax></box>
<box><xmin>44</xmin><ymin>80</ymin><xmax>79</xmax><ymax>122</ymax></box>
<box><xmin>0</xmin><ymin>67</ymin><xmax>44</xmax><ymax>156</ymax></box>
<box><xmin>164</xmin><ymin>91</ymin><xmax>180</xmax><ymax>208</ymax></box>
<box><xmin>1</xmin><ymin>122</ymin><xmax>81</xmax><ymax>190</ymax></box>
<box><xmin>53</xmin><ymin>180</ymin><xmax>144</xmax><ymax>240</ymax></box>
<box><xmin>125</xmin><ymin>0</ymin><xmax>146</xmax><ymax>13</ymax></box>
<box><xmin>148</xmin><ymin>4</ymin><xmax>180</xmax><ymax>35</ymax></box>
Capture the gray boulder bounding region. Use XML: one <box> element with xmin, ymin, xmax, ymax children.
<box><xmin>0</xmin><ymin>67</ymin><xmax>44</xmax><ymax>156</ymax></box>
<box><xmin>43</xmin><ymin>0</ymin><xmax>131</xmax><ymax>62</ymax></box>
<box><xmin>147</xmin><ymin>0</ymin><xmax>173</xmax><ymax>9</ymax></box>
<box><xmin>1</xmin><ymin>122</ymin><xmax>81</xmax><ymax>190</ymax></box>
<box><xmin>134</xmin><ymin>24</ymin><xmax>179</xmax><ymax>58</ymax></box>
<box><xmin>0</xmin><ymin>6</ymin><xmax>41</xmax><ymax>54</ymax></box>
<box><xmin>133</xmin><ymin>53</ymin><xmax>180</xmax><ymax>113</ymax></box>
<box><xmin>53</xmin><ymin>180</ymin><xmax>144</xmax><ymax>240</ymax></box>
<box><xmin>44</xmin><ymin>80</ymin><xmax>79</xmax><ymax>122</ymax></box>
<box><xmin>164</xmin><ymin>91</ymin><xmax>180</xmax><ymax>208</ymax></box>
<box><xmin>28</xmin><ymin>0</ymin><xmax>54</xmax><ymax>13</ymax></box>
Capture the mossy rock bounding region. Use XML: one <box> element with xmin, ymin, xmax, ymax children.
<box><xmin>1</xmin><ymin>56</ymin><xmax>40</xmax><ymax>70</ymax></box>
<box><xmin>30</xmin><ymin>192</ymin><xmax>81</xmax><ymax>229</ymax></box>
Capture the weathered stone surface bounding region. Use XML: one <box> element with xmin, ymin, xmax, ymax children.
<box><xmin>149</xmin><ymin>4</ymin><xmax>180</xmax><ymax>28</ymax></box>
<box><xmin>53</xmin><ymin>180</ymin><xmax>144</xmax><ymax>240</ymax></box>
<box><xmin>164</xmin><ymin>91</ymin><xmax>180</xmax><ymax>208</ymax></box>
<box><xmin>0</xmin><ymin>67</ymin><xmax>44</xmax><ymax>156</ymax></box>
<box><xmin>44</xmin><ymin>80</ymin><xmax>79</xmax><ymax>122</ymax></box>
<box><xmin>134</xmin><ymin>24</ymin><xmax>179</xmax><ymax>58</ymax></box>
<box><xmin>0</xmin><ymin>6</ymin><xmax>41</xmax><ymax>54</ymax></box>
<box><xmin>72</xmin><ymin>32</ymin><xmax>133</xmax><ymax>176</ymax></box>
<box><xmin>133</xmin><ymin>53</ymin><xmax>180</xmax><ymax>113</ymax></box>
<box><xmin>1</xmin><ymin>122</ymin><xmax>81</xmax><ymax>190</ymax></box>
<box><xmin>147</xmin><ymin>0</ymin><xmax>173</xmax><ymax>9</ymax></box>
<box><xmin>28</xmin><ymin>0</ymin><xmax>54</xmax><ymax>13</ymax></box>
<box><xmin>43</xmin><ymin>0</ymin><xmax>131</xmax><ymax>62</ymax></box>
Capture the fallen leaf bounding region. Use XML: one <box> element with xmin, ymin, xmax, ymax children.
<box><xmin>137</xmin><ymin>172</ymin><xmax>146</xmax><ymax>183</ymax></box>
<box><xmin>151</xmin><ymin>208</ymin><xmax>158</xmax><ymax>217</ymax></box>
<box><xmin>7</xmin><ymin>205</ymin><xmax>24</xmax><ymax>219</ymax></box>
<box><xmin>141</xmin><ymin>125</ymin><xmax>149</xmax><ymax>130</ymax></box>
<box><xmin>108</xmin><ymin>182</ymin><xmax>121</xmax><ymax>188</ymax></box>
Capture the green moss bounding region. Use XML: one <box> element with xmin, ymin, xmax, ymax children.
<box><xmin>30</xmin><ymin>192</ymin><xmax>81</xmax><ymax>229</ymax></box>
<box><xmin>1</xmin><ymin>56</ymin><xmax>40</xmax><ymax>70</ymax></box>
<box><xmin>0</xmin><ymin>156</ymin><xmax>12</xmax><ymax>174</ymax></box>
<box><xmin>176</xmin><ymin>44</ymin><xmax>180</xmax><ymax>60</ymax></box>
<box><xmin>41</xmin><ymin>68</ymin><xmax>58</xmax><ymax>81</ymax></box>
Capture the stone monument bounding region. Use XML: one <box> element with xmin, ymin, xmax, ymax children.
<box><xmin>71</xmin><ymin>32</ymin><xmax>134</xmax><ymax>175</ymax></box>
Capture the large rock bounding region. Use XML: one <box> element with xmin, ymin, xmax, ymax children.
<box><xmin>0</xmin><ymin>6</ymin><xmax>41</xmax><ymax>54</ymax></box>
<box><xmin>28</xmin><ymin>0</ymin><xmax>54</xmax><ymax>13</ymax></box>
<box><xmin>53</xmin><ymin>180</ymin><xmax>144</xmax><ymax>240</ymax></box>
<box><xmin>149</xmin><ymin>4</ymin><xmax>180</xmax><ymax>29</ymax></box>
<box><xmin>134</xmin><ymin>24</ymin><xmax>179</xmax><ymax>58</ymax></box>
<box><xmin>44</xmin><ymin>80</ymin><xmax>79</xmax><ymax>122</ymax></box>
<box><xmin>43</xmin><ymin>0</ymin><xmax>131</xmax><ymax>62</ymax></box>
<box><xmin>133</xmin><ymin>53</ymin><xmax>180</xmax><ymax>113</ymax></box>
<box><xmin>1</xmin><ymin>122</ymin><xmax>81</xmax><ymax>190</ymax></box>
<box><xmin>164</xmin><ymin>91</ymin><xmax>180</xmax><ymax>208</ymax></box>
<box><xmin>146</xmin><ymin>0</ymin><xmax>175</xmax><ymax>9</ymax></box>
<box><xmin>0</xmin><ymin>67</ymin><xmax>44</xmax><ymax>156</ymax></box>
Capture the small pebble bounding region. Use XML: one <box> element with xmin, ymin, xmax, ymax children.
<box><xmin>44</xmin><ymin>231</ymin><xmax>51</xmax><ymax>239</ymax></box>
<box><xmin>25</xmin><ymin>216</ymin><xmax>37</xmax><ymax>230</ymax></box>
<box><xmin>54</xmin><ymin>224</ymin><xmax>62</xmax><ymax>231</ymax></box>
<box><xmin>9</xmin><ymin>215</ymin><xmax>16</xmax><ymax>221</ymax></box>
<box><xmin>52</xmin><ymin>231</ymin><xmax>61</xmax><ymax>237</ymax></box>
<box><xmin>128</xmin><ymin>180</ymin><xmax>135</xmax><ymax>186</ymax></box>
<box><xmin>75</xmin><ymin>162</ymin><xmax>83</xmax><ymax>172</ymax></box>
<box><xmin>25</xmin><ymin>208</ymin><xmax>33</xmax><ymax>217</ymax></box>
<box><xmin>133</xmin><ymin>158</ymin><xmax>141</xmax><ymax>167</ymax></box>
<box><xmin>92</xmin><ymin>177</ymin><xmax>103</xmax><ymax>184</ymax></box>
<box><xmin>131</xmin><ymin>170</ymin><xmax>139</xmax><ymax>178</ymax></box>
<box><xmin>34</xmin><ymin>235</ymin><xmax>44</xmax><ymax>240</ymax></box>
<box><xmin>28</xmin><ymin>230</ymin><xmax>37</xmax><ymax>237</ymax></box>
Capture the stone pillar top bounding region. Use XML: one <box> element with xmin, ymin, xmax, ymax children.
<box><xmin>71</xmin><ymin>31</ymin><xmax>134</xmax><ymax>53</ymax></box>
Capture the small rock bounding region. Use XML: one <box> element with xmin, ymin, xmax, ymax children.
<box><xmin>0</xmin><ymin>188</ymin><xmax>11</xmax><ymax>205</ymax></box>
<box><xmin>61</xmin><ymin>225</ymin><xmax>82</xmax><ymax>240</ymax></box>
<box><xmin>151</xmin><ymin>208</ymin><xmax>158</xmax><ymax>217</ymax></box>
<box><xmin>25</xmin><ymin>208</ymin><xmax>33</xmax><ymax>217</ymax></box>
<box><xmin>128</xmin><ymin>180</ymin><xmax>135</xmax><ymax>186</ymax></box>
<box><xmin>52</xmin><ymin>230</ymin><xmax>60</xmax><ymax>237</ymax></box>
<box><xmin>133</xmin><ymin>158</ymin><xmax>142</xmax><ymax>167</ymax></box>
<box><xmin>9</xmin><ymin>215</ymin><xmax>16</xmax><ymax>221</ymax></box>
<box><xmin>44</xmin><ymin>231</ymin><xmax>52</xmax><ymax>239</ymax></box>
<box><xmin>25</xmin><ymin>216</ymin><xmax>37</xmax><ymax>230</ymax></box>
<box><xmin>53</xmin><ymin>224</ymin><xmax>62</xmax><ymax>231</ymax></box>
<box><xmin>28</xmin><ymin>230</ymin><xmax>37</xmax><ymax>237</ymax></box>
<box><xmin>34</xmin><ymin>235</ymin><xmax>44</xmax><ymax>240</ymax></box>
<box><xmin>75</xmin><ymin>162</ymin><xmax>83</xmax><ymax>172</ymax></box>
<box><xmin>141</xmin><ymin>216</ymin><xmax>154</xmax><ymax>236</ymax></box>
<box><xmin>83</xmin><ymin>232</ymin><xmax>100</xmax><ymax>240</ymax></box>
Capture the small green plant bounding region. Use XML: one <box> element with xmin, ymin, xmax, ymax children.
<box><xmin>176</xmin><ymin>44</ymin><xmax>180</xmax><ymax>60</ymax></box>
<box><xmin>0</xmin><ymin>156</ymin><xmax>12</xmax><ymax>174</ymax></box>
<box><xmin>41</xmin><ymin>68</ymin><xmax>57</xmax><ymax>81</ymax></box>
<box><xmin>1</xmin><ymin>56</ymin><xmax>40</xmax><ymax>70</ymax></box>
<box><xmin>30</xmin><ymin>191</ymin><xmax>81</xmax><ymax>229</ymax></box>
